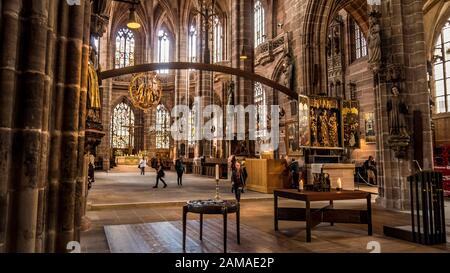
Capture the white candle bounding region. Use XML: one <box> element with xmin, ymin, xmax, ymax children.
<box><xmin>216</xmin><ymin>164</ymin><xmax>220</xmax><ymax>180</ymax></box>
<box><xmin>337</xmin><ymin>178</ymin><xmax>342</xmax><ymax>190</ymax></box>
<box><xmin>299</xmin><ymin>180</ymin><xmax>304</xmax><ymax>191</ymax></box>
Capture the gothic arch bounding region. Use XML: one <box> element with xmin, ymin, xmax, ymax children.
<box><xmin>301</xmin><ymin>0</ymin><xmax>368</xmax><ymax>95</ymax></box>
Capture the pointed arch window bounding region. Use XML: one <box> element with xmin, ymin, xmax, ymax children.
<box><xmin>156</xmin><ymin>104</ymin><xmax>170</xmax><ymax>149</ymax></box>
<box><xmin>189</xmin><ymin>25</ymin><xmax>198</xmax><ymax>62</ymax></box>
<box><xmin>433</xmin><ymin>20</ymin><xmax>450</xmax><ymax>113</ymax></box>
<box><xmin>111</xmin><ymin>102</ymin><xmax>135</xmax><ymax>149</ymax></box>
<box><xmin>254</xmin><ymin>82</ymin><xmax>267</xmax><ymax>138</ymax></box>
<box><xmin>213</xmin><ymin>17</ymin><xmax>223</xmax><ymax>63</ymax></box>
<box><xmin>115</xmin><ymin>28</ymin><xmax>135</xmax><ymax>69</ymax></box>
<box><xmin>354</xmin><ymin>22</ymin><xmax>367</xmax><ymax>60</ymax></box>
<box><xmin>158</xmin><ymin>30</ymin><xmax>170</xmax><ymax>73</ymax></box>
<box><xmin>254</xmin><ymin>1</ymin><xmax>265</xmax><ymax>48</ymax></box>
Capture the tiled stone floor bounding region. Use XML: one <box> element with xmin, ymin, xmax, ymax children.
<box><xmin>81</xmin><ymin>166</ymin><xmax>450</xmax><ymax>253</ymax></box>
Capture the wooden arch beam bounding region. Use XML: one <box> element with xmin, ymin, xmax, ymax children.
<box><xmin>100</xmin><ymin>62</ymin><xmax>298</xmax><ymax>99</ymax></box>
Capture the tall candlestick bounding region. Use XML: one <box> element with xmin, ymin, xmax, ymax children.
<box><xmin>215</xmin><ymin>164</ymin><xmax>221</xmax><ymax>200</ymax></box>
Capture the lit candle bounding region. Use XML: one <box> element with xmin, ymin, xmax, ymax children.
<box><xmin>299</xmin><ymin>179</ymin><xmax>304</xmax><ymax>192</ymax></box>
<box><xmin>337</xmin><ymin>178</ymin><xmax>342</xmax><ymax>191</ymax></box>
<box><xmin>216</xmin><ymin>164</ymin><xmax>220</xmax><ymax>180</ymax></box>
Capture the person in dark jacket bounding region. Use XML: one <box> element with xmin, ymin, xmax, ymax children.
<box><xmin>240</xmin><ymin>160</ymin><xmax>248</xmax><ymax>193</ymax></box>
<box><xmin>175</xmin><ymin>158</ymin><xmax>185</xmax><ymax>186</ymax></box>
<box><xmin>289</xmin><ymin>159</ymin><xmax>300</xmax><ymax>189</ymax></box>
<box><xmin>153</xmin><ymin>159</ymin><xmax>167</xmax><ymax>189</ymax></box>
<box><xmin>231</xmin><ymin>162</ymin><xmax>245</xmax><ymax>202</ymax></box>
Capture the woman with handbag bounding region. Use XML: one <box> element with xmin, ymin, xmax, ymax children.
<box><xmin>153</xmin><ymin>159</ymin><xmax>167</xmax><ymax>189</ymax></box>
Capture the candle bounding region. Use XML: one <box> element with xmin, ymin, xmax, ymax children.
<box><xmin>299</xmin><ymin>179</ymin><xmax>304</xmax><ymax>192</ymax></box>
<box><xmin>337</xmin><ymin>178</ymin><xmax>342</xmax><ymax>190</ymax></box>
<box><xmin>215</xmin><ymin>164</ymin><xmax>220</xmax><ymax>180</ymax></box>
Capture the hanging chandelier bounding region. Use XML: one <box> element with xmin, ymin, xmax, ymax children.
<box><xmin>129</xmin><ymin>72</ymin><xmax>162</xmax><ymax>112</ymax></box>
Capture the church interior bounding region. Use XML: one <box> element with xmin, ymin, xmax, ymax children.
<box><xmin>0</xmin><ymin>0</ymin><xmax>449</xmax><ymax>254</ymax></box>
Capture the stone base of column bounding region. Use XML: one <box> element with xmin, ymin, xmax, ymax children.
<box><xmin>81</xmin><ymin>216</ymin><xmax>92</xmax><ymax>232</ymax></box>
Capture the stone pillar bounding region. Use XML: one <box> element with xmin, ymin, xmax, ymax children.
<box><xmin>0</xmin><ymin>0</ymin><xmax>22</xmax><ymax>253</ymax></box>
<box><xmin>372</xmin><ymin>0</ymin><xmax>434</xmax><ymax>210</ymax></box>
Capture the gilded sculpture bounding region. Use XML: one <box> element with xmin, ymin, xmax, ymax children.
<box><xmin>129</xmin><ymin>72</ymin><xmax>162</xmax><ymax>112</ymax></box>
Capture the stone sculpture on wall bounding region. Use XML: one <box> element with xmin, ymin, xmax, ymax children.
<box><xmin>282</xmin><ymin>54</ymin><xmax>294</xmax><ymax>90</ymax></box>
<box><xmin>368</xmin><ymin>13</ymin><xmax>382</xmax><ymax>74</ymax></box>
<box><xmin>387</xmin><ymin>85</ymin><xmax>411</xmax><ymax>159</ymax></box>
<box><xmin>387</xmin><ymin>85</ymin><xmax>409</xmax><ymax>137</ymax></box>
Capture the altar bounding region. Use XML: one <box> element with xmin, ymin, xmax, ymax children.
<box><xmin>115</xmin><ymin>156</ymin><xmax>141</xmax><ymax>166</ymax></box>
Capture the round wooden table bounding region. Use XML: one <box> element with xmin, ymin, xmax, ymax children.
<box><xmin>182</xmin><ymin>199</ymin><xmax>240</xmax><ymax>253</ymax></box>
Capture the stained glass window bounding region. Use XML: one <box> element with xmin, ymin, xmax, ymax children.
<box><xmin>189</xmin><ymin>25</ymin><xmax>198</xmax><ymax>62</ymax></box>
<box><xmin>213</xmin><ymin>17</ymin><xmax>223</xmax><ymax>63</ymax></box>
<box><xmin>111</xmin><ymin>102</ymin><xmax>135</xmax><ymax>149</ymax></box>
<box><xmin>115</xmin><ymin>28</ymin><xmax>135</xmax><ymax>69</ymax></box>
<box><xmin>433</xmin><ymin>20</ymin><xmax>450</xmax><ymax>113</ymax></box>
<box><xmin>156</xmin><ymin>104</ymin><xmax>170</xmax><ymax>149</ymax></box>
<box><xmin>255</xmin><ymin>82</ymin><xmax>267</xmax><ymax>139</ymax></box>
<box><xmin>158</xmin><ymin>30</ymin><xmax>170</xmax><ymax>74</ymax></box>
<box><xmin>254</xmin><ymin>1</ymin><xmax>265</xmax><ymax>48</ymax></box>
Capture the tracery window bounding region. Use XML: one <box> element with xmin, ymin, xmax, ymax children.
<box><xmin>156</xmin><ymin>104</ymin><xmax>170</xmax><ymax>149</ymax></box>
<box><xmin>354</xmin><ymin>23</ymin><xmax>367</xmax><ymax>60</ymax></box>
<box><xmin>115</xmin><ymin>28</ymin><xmax>135</xmax><ymax>69</ymax></box>
<box><xmin>254</xmin><ymin>82</ymin><xmax>267</xmax><ymax>139</ymax></box>
<box><xmin>158</xmin><ymin>30</ymin><xmax>170</xmax><ymax>74</ymax></box>
<box><xmin>254</xmin><ymin>1</ymin><xmax>265</xmax><ymax>48</ymax></box>
<box><xmin>433</xmin><ymin>20</ymin><xmax>450</xmax><ymax>113</ymax></box>
<box><xmin>111</xmin><ymin>102</ymin><xmax>135</xmax><ymax>149</ymax></box>
<box><xmin>213</xmin><ymin>17</ymin><xmax>223</xmax><ymax>63</ymax></box>
<box><xmin>189</xmin><ymin>25</ymin><xmax>198</xmax><ymax>62</ymax></box>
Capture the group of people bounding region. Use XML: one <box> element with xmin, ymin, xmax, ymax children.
<box><xmin>138</xmin><ymin>157</ymin><xmax>186</xmax><ymax>189</ymax></box>
<box><xmin>228</xmin><ymin>155</ymin><xmax>248</xmax><ymax>202</ymax></box>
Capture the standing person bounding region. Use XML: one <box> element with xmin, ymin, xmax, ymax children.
<box><xmin>240</xmin><ymin>159</ymin><xmax>248</xmax><ymax>193</ymax></box>
<box><xmin>153</xmin><ymin>159</ymin><xmax>167</xmax><ymax>189</ymax></box>
<box><xmin>364</xmin><ymin>156</ymin><xmax>377</xmax><ymax>185</ymax></box>
<box><xmin>228</xmin><ymin>155</ymin><xmax>237</xmax><ymax>193</ymax></box>
<box><xmin>231</xmin><ymin>162</ymin><xmax>245</xmax><ymax>202</ymax></box>
<box><xmin>138</xmin><ymin>157</ymin><xmax>147</xmax><ymax>176</ymax></box>
<box><xmin>289</xmin><ymin>158</ymin><xmax>300</xmax><ymax>189</ymax></box>
<box><xmin>175</xmin><ymin>157</ymin><xmax>185</xmax><ymax>186</ymax></box>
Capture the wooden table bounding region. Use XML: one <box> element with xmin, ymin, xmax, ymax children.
<box><xmin>274</xmin><ymin>189</ymin><xmax>372</xmax><ymax>242</ymax></box>
<box><xmin>183</xmin><ymin>200</ymin><xmax>240</xmax><ymax>253</ymax></box>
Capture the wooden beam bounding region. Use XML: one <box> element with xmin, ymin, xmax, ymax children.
<box><xmin>99</xmin><ymin>62</ymin><xmax>298</xmax><ymax>99</ymax></box>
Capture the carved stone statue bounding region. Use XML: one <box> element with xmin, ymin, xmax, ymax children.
<box><xmin>282</xmin><ymin>54</ymin><xmax>294</xmax><ymax>90</ymax></box>
<box><xmin>368</xmin><ymin>14</ymin><xmax>382</xmax><ymax>73</ymax></box>
<box><xmin>227</xmin><ymin>80</ymin><xmax>235</xmax><ymax>106</ymax></box>
<box><xmin>387</xmin><ymin>86</ymin><xmax>409</xmax><ymax>137</ymax></box>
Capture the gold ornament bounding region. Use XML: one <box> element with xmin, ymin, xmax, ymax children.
<box><xmin>129</xmin><ymin>72</ymin><xmax>162</xmax><ymax>112</ymax></box>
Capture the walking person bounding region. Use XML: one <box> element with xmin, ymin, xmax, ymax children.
<box><xmin>138</xmin><ymin>157</ymin><xmax>147</xmax><ymax>176</ymax></box>
<box><xmin>153</xmin><ymin>159</ymin><xmax>167</xmax><ymax>189</ymax></box>
<box><xmin>228</xmin><ymin>155</ymin><xmax>237</xmax><ymax>193</ymax></box>
<box><xmin>175</xmin><ymin>157</ymin><xmax>185</xmax><ymax>186</ymax></box>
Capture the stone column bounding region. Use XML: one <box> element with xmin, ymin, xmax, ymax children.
<box><xmin>0</xmin><ymin>0</ymin><xmax>22</xmax><ymax>253</ymax></box>
<box><xmin>374</xmin><ymin>0</ymin><xmax>434</xmax><ymax>210</ymax></box>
